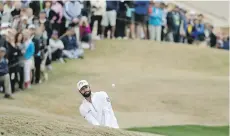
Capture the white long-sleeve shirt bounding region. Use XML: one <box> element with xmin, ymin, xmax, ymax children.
<box><xmin>49</xmin><ymin>39</ymin><xmax>64</xmax><ymax>53</ymax></box>
<box><xmin>79</xmin><ymin>91</ymin><xmax>119</xmax><ymax>129</ymax></box>
<box><xmin>90</xmin><ymin>0</ymin><xmax>106</xmax><ymax>16</ymax></box>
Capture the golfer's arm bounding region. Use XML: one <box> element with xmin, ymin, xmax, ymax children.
<box><xmin>101</xmin><ymin>92</ymin><xmax>119</xmax><ymax>128</ymax></box>
<box><xmin>84</xmin><ymin>113</ymin><xmax>100</xmax><ymax>126</ymax></box>
<box><xmin>103</xmin><ymin>107</ymin><xmax>119</xmax><ymax>128</ymax></box>
<box><xmin>80</xmin><ymin>106</ymin><xmax>100</xmax><ymax>126</ymax></box>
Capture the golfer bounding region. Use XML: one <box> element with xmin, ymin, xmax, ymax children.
<box><xmin>78</xmin><ymin>80</ymin><xmax>119</xmax><ymax>128</ymax></box>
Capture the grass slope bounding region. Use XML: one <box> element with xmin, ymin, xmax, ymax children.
<box><xmin>0</xmin><ymin>40</ymin><xmax>228</xmax><ymax>135</ymax></box>
<box><xmin>127</xmin><ymin>125</ymin><xmax>229</xmax><ymax>136</ymax></box>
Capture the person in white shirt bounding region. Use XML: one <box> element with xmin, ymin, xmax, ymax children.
<box><xmin>90</xmin><ymin>0</ymin><xmax>106</xmax><ymax>39</ymax></box>
<box><xmin>77</xmin><ymin>80</ymin><xmax>119</xmax><ymax>129</ymax></box>
<box><xmin>49</xmin><ymin>30</ymin><xmax>65</xmax><ymax>63</ymax></box>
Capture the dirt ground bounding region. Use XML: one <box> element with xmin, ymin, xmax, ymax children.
<box><xmin>0</xmin><ymin>40</ymin><xmax>228</xmax><ymax>136</ymax></box>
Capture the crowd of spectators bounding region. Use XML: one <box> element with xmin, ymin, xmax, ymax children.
<box><xmin>0</xmin><ymin>0</ymin><xmax>229</xmax><ymax>99</ymax></box>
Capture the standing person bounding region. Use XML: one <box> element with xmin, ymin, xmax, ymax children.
<box><xmin>0</xmin><ymin>47</ymin><xmax>13</xmax><ymax>99</ymax></box>
<box><xmin>22</xmin><ymin>29</ymin><xmax>35</xmax><ymax>89</ymax></box>
<box><xmin>115</xmin><ymin>1</ymin><xmax>127</xmax><ymax>39</ymax></box>
<box><xmin>78</xmin><ymin>80</ymin><xmax>119</xmax><ymax>128</ymax></box>
<box><xmin>160</xmin><ymin>2</ymin><xmax>167</xmax><ymax>41</ymax></box>
<box><xmin>1</xmin><ymin>1</ymin><xmax>13</xmax><ymax>23</ymax></box>
<box><xmin>51</xmin><ymin>0</ymin><xmax>64</xmax><ymax>35</ymax></box>
<box><xmin>90</xmin><ymin>0</ymin><xmax>105</xmax><ymax>40</ymax></box>
<box><xmin>134</xmin><ymin>0</ymin><xmax>149</xmax><ymax>39</ymax></box>
<box><xmin>208</xmin><ymin>25</ymin><xmax>217</xmax><ymax>48</ymax></box>
<box><xmin>166</xmin><ymin>5</ymin><xmax>175</xmax><ymax>42</ymax></box>
<box><xmin>63</xmin><ymin>0</ymin><xmax>82</xmax><ymax>45</ymax></box>
<box><xmin>148</xmin><ymin>2</ymin><xmax>163</xmax><ymax>41</ymax></box>
<box><xmin>29</xmin><ymin>24</ymin><xmax>41</xmax><ymax>84</ymax></box>
<box><xmin>7</xmin><ymin>29</ymin><xmax>22</xmax><ymax>93</ymax></box>
<box><xmin>29</xmin><ymin>0</ymin><xmax>41</xmax><ymax>17</ymax></box>
<box><xmin>101</xmin><ymin>0</ymin><xmax>119</xmax><ymax>39</ymax></box>
<box><xmin>39</xmin><ymin>10</ymin><xmax>52</xmax><ymax>43</ymax></box>
<box><xmin>125</xmin><ymin>1</ymin><xmax>135</xmax><ymax>39</ymax></box>
<box><xmin>43</xmin><ymin>1</ymin><xmax>58</xmax><ymax>30</ymax></box>
<box><xmin>15</xmin><ymin>32</ymin><xmax>24</xmax><ymax>90</ymax></box>
<box><xmin>172</xmin><ymin>6</ymin><xmax>182</xmax><ymax>43</ymax></box>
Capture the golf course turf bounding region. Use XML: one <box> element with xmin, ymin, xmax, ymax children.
<box><xmin>127</xmin><ymin>125</ymin><xmax>229</xmax><ymax>136</ymax></box>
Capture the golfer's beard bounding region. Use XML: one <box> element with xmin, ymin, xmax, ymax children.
<box><xmin>82</xmin><ymin>91</ymin><xmax>91</xmax><ymax>98</ymax></box>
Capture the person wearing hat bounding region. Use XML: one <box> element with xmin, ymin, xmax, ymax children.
<box><xmin>0</xmin><ymin>47</ymin><xmax>13</xmax><ymax>99</ymax></box>
<box><xmin>78</xmin><ymin>80</ymin><xmax>119</xmax><ymax>128</ymax></box>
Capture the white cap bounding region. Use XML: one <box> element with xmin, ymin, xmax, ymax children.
<box><xmin>77</xmin><ymin>80</ymin><xmax>89</xmax><ymax>90</ymax></box>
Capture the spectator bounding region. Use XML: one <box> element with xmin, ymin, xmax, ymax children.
<box><xmin>61</xmin><ymin>27</ymin><xmax>84</xmax><ymax>59</ymax></box>
<box><xmin>49</xmin><ymin>30</ymin><xmax>65</xmax><ymax>63</ymax></box>
<box><xmin>186</xmin><ymin>18</ymin><xmax>194</xmax><ymax>44</ymax></box>
<box><xmin>80</xmin><ymin>17</ymin><xmax>94</xmax><ymax>50</ymax></box>
<box><xmin>160</xmin><ymin>2</ymin><xmax>167</xmax><ymax>41</ymax></box>
<box><xmin>195</xmin><ymin>14</ymin><xmax>205</xmax><ymax>44</ymax></box>
<box><xmin>0</xmin><ymin>23</ymin><xmax>10</xmax><ymax>51</ymax></box>
<box><xmin>43</xmin><ymin>1</ymin><xmax>58</xmax><ymax>23</ymax></box>
<box><xmin>101</xmin><ymin>0</ymin><xmax>119</xmax><ymax>39</ymax></box>
<box><xmin>208</xmin><ymin>25</ymin><xmax>217</xmax><ymax>48</ymax></box>
<box><xmin>148</xmin><ymin>2</ymin><xmax>163</xmax><ymax>41</ymax></box>
<box><xmin>134</xmin><ymin>0</ymin><xmax>149</xmax><ymax>39</ymax></box>
<box><xmin>35</xmin><ymin>26</ymin><xmax>49</xmax><ymax>81</ymax></box>
<box><xmin>33</xmin><ymin>17</ymin><xmax>40</xmax><ymax>28</ymax></box>
<box><xmin>166</xmin><ymin>5</ymin><xmax>174</xmax><ymax>42</ymax></box>
<box><xmin>216</xmin><ymin>36</ymin><xmax>223</xmax><ymax>49</ymax></box>
<box><xmin>1</xmin><ymin>1</ymin><xmax>13</xmax><ymax>23</ymax></box>
<box><xmin>22</xmin><ymin>29</ymin><xmax>35</xmax><ymax>89</ymax></box>
<box><xmin>179</xmin><ymin>9</ymin><xmax>187</xmax><ymax>43</ymax></box>
<box><xmin>39</xmin><ymin>11</ymin><xmax>52</xmax><ymax>43</ymax></box>
<box><xmin>221</xmin><ymin>36</ymin><xmax>229</xmax><ymax>50</ymax></box>
<box><xmin>80</xmin><ymin>0</ymin><xmax>90</xmax><ymax>18</ymax></box>
<box><xmin>172</xmin><ymin>6</ymin><xmax>182</xmax><ymax>43</ymax></box>
<box><xmin>15</xmin><ymin>32</ymin><xmax>24</xmax><ymax>90</ymax></box>
<box><xmin>21</xmin><ymin>0</ymin><xmax>31</xmax><ymax>9</ymax></box>
<box><xmin>29</xmin><ymin>24</ymin><xmax>41</xmax><ymax>84</ymax></box>
<box><xmin>192</xmin><ymin>19</ymin><xmax>204</xmax><ymax>44</ymax></box>
<box><xmin>63</xmin><ymin>0</ymin><xmax>82</xmax><ymax>44</ymax></box>
<box><xmin>115</xmin><ymin>1</ymin><xmax>128</xmax><ymax>39</ymax></box>
<box><xmin>125</xmin><ymin>1</ymin><xmax>135</xmax><ymax>39</ymax></box>
<box><xmin>51</xmin><ymin>0</ymin><xmax>64</xmax><ymax>35</ymax></box>
<box><xmin>29</xmin><ymin>1</ymin><xmax>41</xmax><ymax>17</ymax></box>
<box><xmin>7</xmin><ymin>29</ymin><xmax>22</xmax><ymax>93</ymax></box>
<box><xmin>90</xmin><ymin>0</ymin><xmax>105</xmax><ymax>40</ymax></box>
<box><xmin>26</xmin><ymin>8</ymin><xmax>34</xmax><ymax>25</ymax></box>
<box><xmin>0</xmin><ymin>46</ymin><xmax>13</xmax><ymax>99</ymax></box>
<box><xmin>11</xmin><ymin>2</ymin><xmax>21</xmax><ymax>17</ymax></box>
<box><xmin>18</xmin><ymin>15</ymin><xmax>29</xmax><ymax>32</ymax></box>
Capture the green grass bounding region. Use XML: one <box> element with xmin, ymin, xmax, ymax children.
<box><xmin>126</xmin><ymin>125</ymin><xmax>229</xmax><ymax>136</ymax></box>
